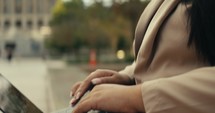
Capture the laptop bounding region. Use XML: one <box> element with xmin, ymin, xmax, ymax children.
<box><xmin>0</xmin><ymin>74</ymin><xmax>73</xmax><ymax>113</ymax></box>
<box><xmin>0</xmin><ymin>73</ymin><xmax>106</xmax><ymax>113</ymax></box>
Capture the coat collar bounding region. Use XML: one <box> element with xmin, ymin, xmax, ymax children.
<box><xmin>135</xmin><ymin>0</ymin><xmax>165</xmax><ymax>57</ymax></box>
<box><xmin>134</xmin><ymin>0</ymin><xmax>181</xmax><ymax>73</ymax></box>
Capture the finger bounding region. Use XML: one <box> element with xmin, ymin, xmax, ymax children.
<box><xmin>72</xmin><ymin>70</ymin><xmax>114</xmax><ymax>102</ymax></box>
<box><xmin>73</xmin><ymin>97</ymin><xmax>96</xmax><ymax>113</ymax></box>
<box><xmin>70</xmin><ymin>82</ymin><xmax>82</xmax><ymax>97</ymax></box>
<box><xmin>73</xmin><ymin>86</ymin><xmax>109</xmax><ymax>113</ymax></box>
<box><xmin>91</xmin><ymin>76</ymin><xmax>116</xmax><ymax>85</ymax></box>
<box><xmin>86</xmin><ymin>70</ymin><xmax>116</xmax><ymax>85</ymax></box>
<box><xmin>71</xmin><ymin>82</ymin><xmax>94</xmax><ymax>106</ymax></box>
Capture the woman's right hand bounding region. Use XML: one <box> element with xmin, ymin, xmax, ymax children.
<box><xmin>70</xmin><ymin>69</ymin><xmax>135</xmax><ymax>106</ymax></box>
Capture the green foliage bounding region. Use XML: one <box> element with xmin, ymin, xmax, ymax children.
<box><xmin>117</xmin><ymin>35</ymin><xmax>129</xmax><ymax>51</ymax></box>
<box><xmin>46</xmin><ymin>0</ymin><xmax>149</xmax><ymax>59</ymax></box>
<box><xmin>49</xmin><ymin>0</ymin><xmax>86</xmax><ymax>53</ymax></box>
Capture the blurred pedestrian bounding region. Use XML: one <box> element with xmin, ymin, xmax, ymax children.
<box><xmin>5</xmin><ymin>42</ymin><xmax>16</xmax><ymax>62</ymax></box>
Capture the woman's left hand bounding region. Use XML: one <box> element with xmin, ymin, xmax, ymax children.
<box><xmin>72</xmin><ymin>84</ymin><xmax>145</xmax><ymax>113</ymax></box>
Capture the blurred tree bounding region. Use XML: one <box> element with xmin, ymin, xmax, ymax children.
<box><xmin>112</xmin><ymin>0</ymin><xmax>150</xmax><ymax>38</ymax></box>
<box><xmin>117</xmin><ymin>35</ymin><xmax>129</xmax><ymax>51</ymax></box>
<box><xmin>83</xmin><ymin>1</ymin><xmax>132</xmax><ymax>57</ymax></box>
<box><xmin>46</xmin><ymin>0</ymin><xmax>149</xmax><ymax>62</ymax></box>
<box><xmin>49</xmin><ymin>0</ymin><xmax>86</xmax><ymax>55</ymax></box>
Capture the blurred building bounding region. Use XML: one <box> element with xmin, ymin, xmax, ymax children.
<box><xmin>0</xmin><ymin>0</ymin><xmax>56</xmax><ymax>57</ymax></box>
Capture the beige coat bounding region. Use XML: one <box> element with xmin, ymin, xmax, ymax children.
<box><xmin>120</xmin><ymin>0</ymin><xmax>215</xmax><ymax>113</ymax></box>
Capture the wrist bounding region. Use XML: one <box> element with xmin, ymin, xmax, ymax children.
<box><xmin>129</xmin><ymin>85</ymin><xmax>145</xmax><ymax>112</ymax></box>
<box><xmin>120</xmin><ymin>74</ymin><xmax>136</xmax><ymax>85</ymax></box>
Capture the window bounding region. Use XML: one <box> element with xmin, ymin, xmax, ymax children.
<box><xmin>4</xmin><ymin>20</ymin><xmax>10</xmax><ymax>29</ymax></box>
<box><xmin>49</xmin><ymin>0</ymin><xmax>56</xmax><ymax>13</ymax></box>
<box><xmin>36</xmin><ymin>0</ymin><xmax>43</xmax><ymax>14</ymax></box>
<box><xmin>0</xmin><ymin>0</ymin><xmax>2</xmax><ymax>13</ymax></box>
<box><xmin>15</xmin><ymin>0</ymin><xmax>22</xmax><ymax>14</ymax></box>
<box><xmin>38</xmin><ymin>20</ymin><xmax>43</xmax><ymax>28</ymax></box>
<box><xmin>27</xmin><ymin>0</ymin><xmax>33</xmax><ymax>13</ymax></box>
<box><xmin>3</xmin><ymin>0</ymin><xmax>11</xmax><ymax>14</ymax></box>
<box><xmin>15</xmin><ymin>20</ymin><xmax>22</xmax><ymax>28</ymax></box>
<box><xmin>50</xmin><ymin>0</ymin><xmax>56</xmax><ymax>6</ymax></box>
<box><xmin>27</xmin><ymin>20</ymin><xmax>32</xmax><ymax>29</ymax></box>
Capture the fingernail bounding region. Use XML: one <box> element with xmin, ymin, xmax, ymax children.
<box><xmin>91</xmin><ymin>78</ymin><xmax>101</xmax><ymax>84</ymax></box>
<box><xmin>69</xmin><ymin>104</ymin><xmax>73</xmax><ymax>107</ymax></box>
<box><xmin>76</xmin><ymin>92</ymin><xmax>81</xmax><ymax>99</ymax></box>
<box><xmin>70</xmin><ymin>98</ymin><xmax>76</xmax><ymax>105</ymax></box>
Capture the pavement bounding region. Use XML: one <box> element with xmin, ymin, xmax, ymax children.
<box><xmin>46</xmin><ymin>60</ymin><xmax>87</xmax><ymax>111</ymax></box>
<box><xmin>0</xmin><ymin>58</ymin><xmax>53</xmax><ymax>113</ymax></box>
<box><xmin>0</xmin><ymin>58</ymin><xmax>89</xmax><ymax>113</ymax></box>
<box><xmin>0</xmin><ymin>58</ymin><xmax>128</xmax><ymax>113</ymax></box>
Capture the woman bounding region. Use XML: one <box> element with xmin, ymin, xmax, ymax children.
<box><xmin>70</xmin><ymin>0</ymin><xmax>215</xmax><ymax>112</ymax></box>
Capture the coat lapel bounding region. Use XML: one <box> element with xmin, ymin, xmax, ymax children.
<box><xmin>134</xmin><ymin>0</ymin><xmax>181</xmax><ymax>75</ymax></box>
<box><xmin>135</xmin><ymin>0</ymin><xmax>165</xmax><ymax>57</ymax></box>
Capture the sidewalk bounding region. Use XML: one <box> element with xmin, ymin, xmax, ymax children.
<box><xmin>0</xmin><ymin>58</ymin><xmax>129</xmax><ymax>112</ymax></box>
<box><xmin>47</xmin><ymin>61</ymin><xmax>129</xmax><ymax>112</ymax></box>
<box><xmin>0</xmin><ymin>58</ymin><xmax>54</xmax><ymax>113</ymax></box>
<box><xmin>0</xmin><ymin>58</ymin><xmax>89</xmax><ymax>112</ymax></box>
<box><xmin>47</xmin><ymin>61</ymin><xmax>88</xmax><ymax>111</ymax></box>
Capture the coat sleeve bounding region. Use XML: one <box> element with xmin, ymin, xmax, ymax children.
<box><xmin>141</xmin><ymin>67</ymin><xmax>215</xmax><ymax>113</ymax></box>
<box><xmin>118</xmin><ymin>61</ymin><xmax>136</xmax><ymax>79</ymax></box>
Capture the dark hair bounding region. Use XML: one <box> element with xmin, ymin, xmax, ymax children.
<box><xmin>182</xmin><ymin>0</ymin><xmax>215</xmax><ymax>65</ymax></box>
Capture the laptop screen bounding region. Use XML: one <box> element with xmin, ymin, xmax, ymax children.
<box><xmin>0</xmin><ymin>74</ymin><xmax>43</xmax><ymax>113</ymax></box>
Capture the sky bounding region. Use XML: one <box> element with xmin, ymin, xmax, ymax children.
<box><xmin>82</xmin><ymin>0</ymin><xmax>148</xmax><ymax>7</ymax></box>
<box><xmin>82</xmin><ymin>0</ymin><xmax>113</xmax><ymax>7</ymax></box>
<box><xmin>62</xmin><ymin>0</ymin><xmax>112</xmax><ymax>7</ymax></box>
<box><xmin>63</xmin><ymin>0</ymin><xmax>148</xmax><ymax>7</ymax></box>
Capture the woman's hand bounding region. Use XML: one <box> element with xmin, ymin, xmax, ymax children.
<box><xmin>70</xmin><ymin>69</ymin><xmax>135</xmax><ymax>106</ymax></box>
<box><xmin>73</xmin><ymin>84</ymin><xmax>145</xmax><ymax>113</ymax></box>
